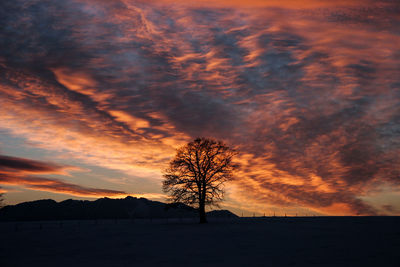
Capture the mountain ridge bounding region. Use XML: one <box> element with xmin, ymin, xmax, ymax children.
<box><xmin>0</xmin><ymin>196</ymin><xmax>237</xmax><ymax>221</ymax></box>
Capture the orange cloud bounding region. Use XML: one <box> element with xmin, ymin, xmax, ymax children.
<box><xmin>152</xmin><ymin>0</ymin><xmax>370</xmax><ymax>9</ymax></box>
<box><xmin>1</xmin><ymin>175</ymin><xmax>126</xmax><ymax>198</ymax></box>
<box><xmin>0</xmin><ymin>154</ymin><xmax>126</xmax><ymax>198</ymax></box>
<box><xmin>1</xmin><ymin>0</ymin><xmax>399</xmax><ymax>215</ymax></box>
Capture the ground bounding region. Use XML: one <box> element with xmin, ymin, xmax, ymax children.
<box><xmin>1</xmin><ymin>217</ymin><xmax>399</xmax><ymax>266</ymax></box>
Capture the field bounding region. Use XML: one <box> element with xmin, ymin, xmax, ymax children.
<box><xmin>1</xmin><ymin>217</ymin><xmax>399</xmax><ymax>266</ymax></box>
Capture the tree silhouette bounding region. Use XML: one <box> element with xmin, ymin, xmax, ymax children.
<box><xmin>162</xmin><ymin>137</ymin><xmax>237</xmax><ymax>223</ymax></box>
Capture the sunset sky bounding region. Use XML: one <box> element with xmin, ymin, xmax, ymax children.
<box><xmin>1</xmin><ymin>0</ymin><xmax>399</xmax><ymax>216</ymax></box>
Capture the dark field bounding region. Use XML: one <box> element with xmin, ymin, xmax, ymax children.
<box><xmin>1</xmin><ymin>217</ymin><xmax>399</xmax><ymax>266</ymax></box>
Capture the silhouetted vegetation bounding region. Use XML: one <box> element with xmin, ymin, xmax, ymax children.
<box><xmin>163</xmin><ymin>137</ymin><xmax>238</xmax><ymax>223</ymax></box>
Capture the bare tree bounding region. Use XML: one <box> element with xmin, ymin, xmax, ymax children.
<box><xmin>162</xmin><ymin>137</ymin><xmax>238</xmax><ymax>223</ymax></box>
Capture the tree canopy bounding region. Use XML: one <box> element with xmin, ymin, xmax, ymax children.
<box><xmin>162</xmin><ymin>137</ymin><xmax>237</xmax><ymax>223</ymax></box>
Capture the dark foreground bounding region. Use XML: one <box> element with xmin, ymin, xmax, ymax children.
<box><xmin>1</xmin><ymin>217</ymin><xmax>399</xmax><ymax>266</ymax></box>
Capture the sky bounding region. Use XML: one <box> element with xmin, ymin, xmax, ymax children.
<box><xmin>0</xmin><ymin>0</ymin><xmax>399</xmax><ymax>216</ymax></box>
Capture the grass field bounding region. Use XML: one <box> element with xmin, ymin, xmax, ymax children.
<box><xmin>1</xmin><ymin>217</ymin><xmax>399</xmax><ymax>266</ymax></box>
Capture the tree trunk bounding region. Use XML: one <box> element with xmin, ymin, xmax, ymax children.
<box><xmin>199</xmin><ymin>201</ymin><xmax>207</xmax><ymax>224</ymax></box>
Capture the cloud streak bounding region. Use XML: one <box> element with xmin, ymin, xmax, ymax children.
<box><xmin>0</xmin><ymin>155</ymin><xmax>64</xmax><ymax>174</ymax></box>
<box><xmin>0</xmin><ymin>0</ymin><xmax>399</xmax><ymax>214</ymax></box>
<box><xmin>0</xmin><ymin>154</ymin><xmax>126</xmax><ymax>197</ymax></box>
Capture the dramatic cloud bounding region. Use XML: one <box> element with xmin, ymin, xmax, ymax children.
<box><xmin>0</xmin><ymin>0</ymin><xmax>399</xmax><ymax>214</ymax></box>
<box><xmin>0</xmin><ymin>155</ymin><xmax>64</xmax><ymax>174</ymax></box>
<box><xmin>0</xmin><ymin>175</ymin><xmax>126</xmax><ymax>198</ymax></box>
<box><xmin>0</xmin><ymin>154</ymin><xmax>126</xmax><ymax>197</ymax></box>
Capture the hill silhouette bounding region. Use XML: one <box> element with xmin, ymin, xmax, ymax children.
<box><xmin>0</xmin><ymin>196</ymin><xmax>237</xmax><ymax>221</ymax></box>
